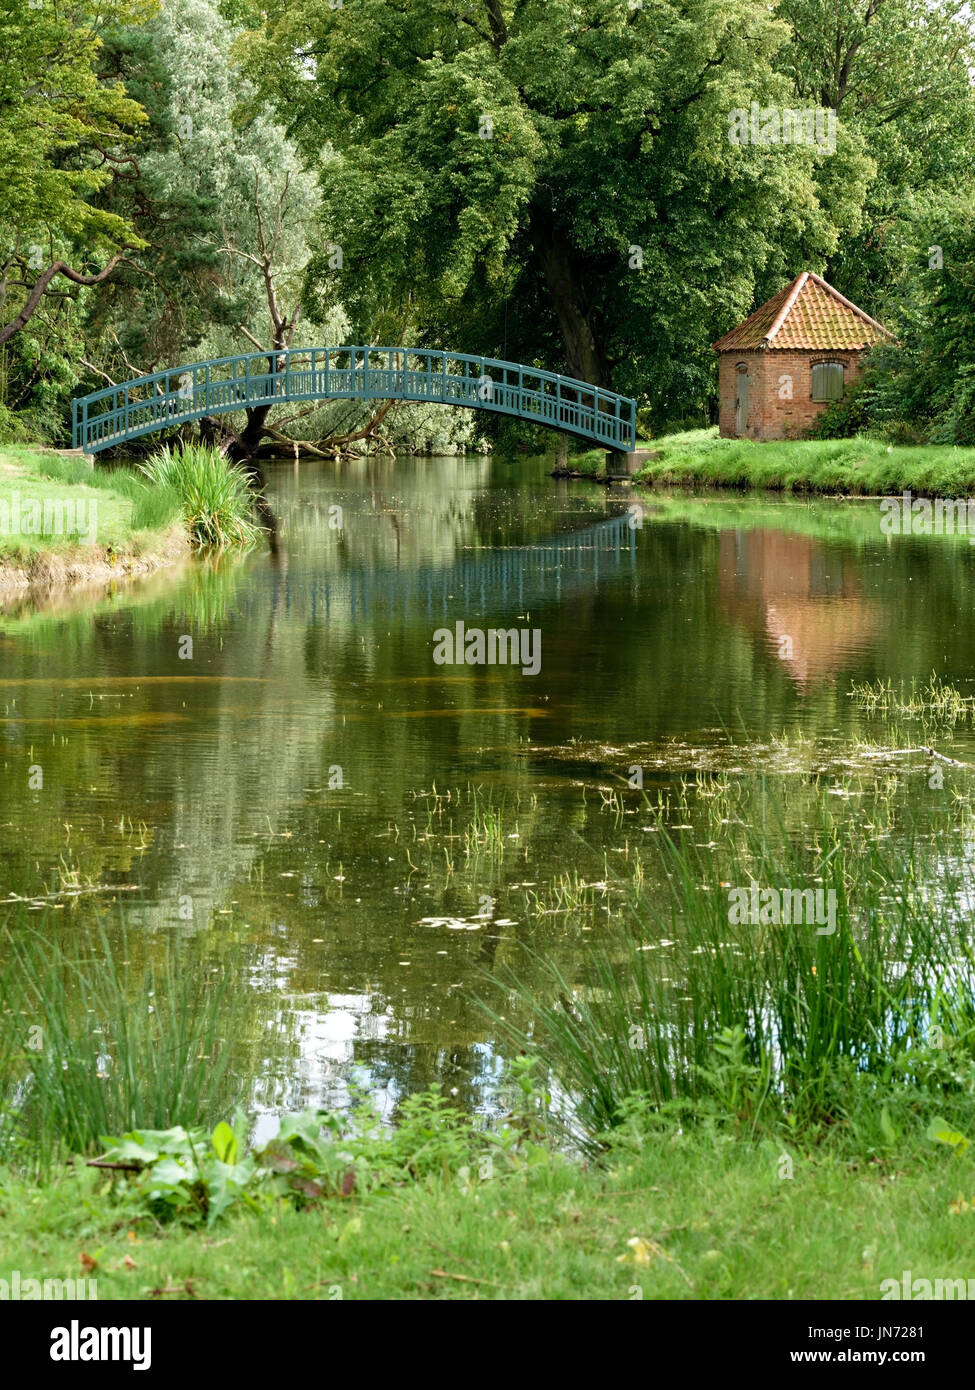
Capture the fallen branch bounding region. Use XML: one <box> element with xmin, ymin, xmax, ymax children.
<box><xmin>262</xmin><ymin>426</ymin><xmax>331</xmax><ymax>459</ymax></box>
<box><xmin>429</xmin><ymin>1268</ymin><xmax>500</xmax><ymax>1287</ymax></box>
<box><xmin>879</xmin><ymin>746</ymin><xmax>969</xmax><ymax>767</ymax></box>
<box><xmin>328</xmin><ymin>398</ymin><xmax>396</xmax><ymax>447</ymax></box>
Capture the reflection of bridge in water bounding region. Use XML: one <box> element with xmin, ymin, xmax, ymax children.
<box><xmin>278</xmin><ymin>512</ymin><xmax>639</xmax><ymax>620</ymax></box>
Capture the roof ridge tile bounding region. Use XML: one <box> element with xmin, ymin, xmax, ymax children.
<box><xmin>712</xmin><ymin>271</ymin><xmax>892</xmax><ymax>353</ymax></box>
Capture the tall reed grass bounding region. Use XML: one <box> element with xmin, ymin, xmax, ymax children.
<box><xmin>0</xmin><ymin>917</ymin><xmax>250</xmax><ymax>1169</ymax></box>
<box><xmin>481</xmin><ymin>792</ymin><xmax>975</xmax><ymax>1147</ymax></box>
<box><xmin>139</xmin><ymin>443</ymin><xmax>264</xmax><ymax>548</ymax></box>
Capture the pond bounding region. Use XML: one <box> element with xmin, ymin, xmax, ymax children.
<box><xmin>3</xmin><ymin>453</ymin><xmax>975</xmax><ymax>1132</ymax></box>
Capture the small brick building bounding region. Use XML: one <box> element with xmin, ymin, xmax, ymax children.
<box><xmin>712</xmin><ymin>271</ymin><xmax>891</xmax><ymax>440</ymax></box>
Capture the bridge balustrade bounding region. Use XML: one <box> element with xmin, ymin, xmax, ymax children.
<box><xmin>73</xmin><ymin>348</ymin><xmax>637</xmax><ymax>455</ymax></box>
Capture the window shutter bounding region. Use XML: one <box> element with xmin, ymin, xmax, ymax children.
<box><xmin>811</xmin><ymin>361</ymin><xmax>845</xmax><ymax>402</ymax></box>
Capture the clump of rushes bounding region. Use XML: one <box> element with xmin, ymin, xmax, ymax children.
<box><xmin>0</xmin><ymin>917</ymin><xmax>250</xmax><ymax>1170</ymax></box>
<box><xmin>139</xmin><ymin>443</ymin><xmax>264</xmax><ymax>549</ymax></box>
<box><xmin>480</xmin><ymin>790</ymin><xmax>975</xmax><ymax>1151</ymax></box>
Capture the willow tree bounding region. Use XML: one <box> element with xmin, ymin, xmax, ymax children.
<box><xmin>233</xmin><ymin>0</ymin><xmax>869</xmax><ymax>421</ymax></box>
<box><xmin>90</xmin><ymin>0</ymin><xmax>324</xmax><ymax>380</ymax></box>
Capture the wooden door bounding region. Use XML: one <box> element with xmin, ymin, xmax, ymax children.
<box><xmin>735</xmin><ymin>364</ymin><xmax>749</xmax><ymax>435</ymax></box>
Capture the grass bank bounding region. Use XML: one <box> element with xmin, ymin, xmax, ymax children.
<box><xmin>561</xmin><ymin>430</ymin><xmax>975</xmax><ymax>496</ymax></box>
<box><xmin>0</xmin><ymin>444</ymin><xmax>261</xmax><ymax>590</ymax></box>
<box><xmin>1</xmin><ymin>1123</ymin><xmax>968</xmax><ymax>1300</ymax></box>
<box><xmin>0</xmin><ymin>447</ymin><xmax>187</xmax><ymax>589</ymax></box>
<box><xmin>633</xmin><ymin>429</ymin><xmax>975</xmax><ymax>495</ymax></box>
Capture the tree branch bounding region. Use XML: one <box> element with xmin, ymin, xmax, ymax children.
<box><xmin>0</xmin><ymin>253</ymin><xmax>132</xmax><ymax>347</ymax></box>
<box><xmin>79</xmin><ymin>357</ymin><xmax>117</xmax><ymax>386</ymax></box>
<box><xmin>235</xmin><ymin>322</ymin><xmax>266</xmax><ymax>350</ymax></box>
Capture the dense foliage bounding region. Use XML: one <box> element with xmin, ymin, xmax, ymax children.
<box><xmin>1</xmin><ymin>0</ymin><xmax>973</xmax><ymax>445</ymax></box>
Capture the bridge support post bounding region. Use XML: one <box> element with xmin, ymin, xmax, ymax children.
<box><xmin>605</xmin><ymin>448</ymin><xmax>656</xmax><ymax>479</ymax></box>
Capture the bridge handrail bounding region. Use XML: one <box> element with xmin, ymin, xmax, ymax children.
<box><xmin>76</xmin><ymin>348</ymin><xmax>620</xmax><ymax>406</ymax></box>
<box><xmin>72</xmin><ymin>346</ymin><xmax>638</xmax><ymax>452</ymax></box>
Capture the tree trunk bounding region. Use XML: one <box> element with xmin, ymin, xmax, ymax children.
<box><xmin>198</xmin><ymin>408</ymin><xmax>272</xmax><ymax>467</ymax></box>
<box><xmin>532</xmin><ymin>213</ymin><xmax>612</xmax><ymax>388</ymax></box>
<box><xmin>225</xmin><ymin>350</ymin><xmax>284</xmax><ymax>462</ymax></box>
<box><xmin>234</xmin><ymin>403</ymin><xmax>276</xmax><ymax>460</ymax></box>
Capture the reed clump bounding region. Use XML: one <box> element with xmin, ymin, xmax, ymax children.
<box><xmin>0</xmin><ymin>917</ymin><xmax>249</xmax><ymax>1169</ymax></box>
<box><xmin>483</xmin><ymin>793</ymin><xmax>975</xmax><ymax>1149</ymax></box>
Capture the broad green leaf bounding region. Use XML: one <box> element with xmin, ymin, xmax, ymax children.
<box><xmin>927</xmin><ymin>1117</ymin><xmax>970</xmax><ymax>1152</ymax></box>
<box><xmin>212</xmin><ymin>1121</ymin><xmax>238</xmax><ymax>1164</ymax></box>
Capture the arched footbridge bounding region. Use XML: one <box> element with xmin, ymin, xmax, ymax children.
<box><xmin>72</xmin><ymin>347</ymin><xmax>637</xmax><ymax>455</ymax></box>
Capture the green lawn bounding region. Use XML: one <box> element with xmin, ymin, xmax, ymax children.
<box><xmin>0</xmin><ymin>447</ymin><xmax>182</xmax><ymax>566</ymax></box>
<box><xmin>559</xmin><ymin>431</ymin><xmax>975</xmax><ymax>495</ymax></box>
<box><xmin>630</xmin><ymin>429</ymin><xmax>975</xmax><ymax>496</ymax></box>
<box><xmin>1</xmin><ymin>451</ymin><xmax>127</xmax><ymax>555</ymax></box>
<box><xmin>2</xmin><ymin>1132</ymin><xmax>969</xmax><ymax>1300</ymax></box>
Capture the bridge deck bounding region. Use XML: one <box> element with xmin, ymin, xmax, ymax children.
<box><xmin>72</xmin><ymin>347</ymin><xmax>637</xmax><ymax>455</ymax></box>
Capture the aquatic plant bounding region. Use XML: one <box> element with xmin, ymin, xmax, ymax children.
<box><xmin>0</xmin><ymin>918</ymin><xmax>250</xmax><ymax>1167</ymax></box>
<box><xmin>480</xmin><ymin>790</ymin><xmax>975</xmax><ymax>1149</ymax></box>
<box><xmin>139</xmin><ymin>443</ymin><xmax>264</xmax><ymax>548</ymax></box>
<box><xmin>848</xmin><ymin>674</ymin><xmax>975</xmax><ymax>722</ymax></box>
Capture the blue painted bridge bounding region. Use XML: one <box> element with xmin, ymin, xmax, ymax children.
<box><xmin>72</xmin><ymin>346</ymin><xmax>637</xmax><ymax>455</ymax></box>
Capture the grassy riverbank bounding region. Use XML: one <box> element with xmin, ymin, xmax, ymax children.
<box><xmin>0</xmin><ymin>444</ymin><xmax>261</xmax><ymax>588</ymax></box>
<box><xmin>563</xmin><ymin>430</ymin><xmax>975</xmax><ymax>495</ymax></box>
<box><xmin>1</xmin><ymin>1125</ymin><xmax>967</xmax><ymax>1300</ymax></box>
<box><xmin>0</xmin><ymin>447</ymin><xmax>187</xmax><ymax>588</ymax></box>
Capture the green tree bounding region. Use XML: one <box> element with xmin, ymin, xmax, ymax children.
<box><xmin>0</xmin><ymin>0</ymin><xmax>149</xmax><ymax>348</ymax></box>
<box><xmin>89</xmin><ymin>0</ymin><xmax>323</xmax><ymax>380</ymax></box>
<box><xmin>854</xmin><ymin>195</ymin><xmax>975</xmax><ymax>445</ymax></box>
<box><xmin>235</xmin><ymin>0</ymin><xmax>869</xmax><ymax>424</ymax></box>
<box><xmin>778</xmin><ymin>0</ymin><xmax>975</xmax><ymax>308</ymax></box>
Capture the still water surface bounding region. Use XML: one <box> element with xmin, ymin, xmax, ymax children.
<box><xmin>2</xmin><ymin>455</ymin><xmax>973</xmax><ymax>1124</ymax></box>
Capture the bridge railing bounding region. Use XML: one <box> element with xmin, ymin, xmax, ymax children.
<box><xmin>72</xmin><ymin>347</ymin><xmax>638</xmax><ymax>454</ymax></box>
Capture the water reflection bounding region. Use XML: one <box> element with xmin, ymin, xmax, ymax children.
<box><xmin>718</xmin><ymin>529</ymin><xmax>881</xmax><ymax>686</ymax></box>
<box><xmin>1</xmin><ymin>457</ymin><xmax>973</xmax><ymax>1114</ymax></box>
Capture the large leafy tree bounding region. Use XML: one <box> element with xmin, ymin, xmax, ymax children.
<box><xmin>778</xmin><ymin>0</ymin><xmax>975</xmax><ymax>309</ymax></box>
<box><xmin>0</xmin><ymin>0</ymin><xmax>150</xmax><ymax>345</ymax></box>
<box><xmin>845</xmin><ymin>194</ymin><xmax>975</xmax><ymax>445</ymax></box>
<box><xmin>233</xmin><ymin>0</ymin><xmax>870</xmax><ymax>419</ymax></box>
<box><xmin>0</xmin><ymin>0</ymin><xmax>151</xmax><ymax>434</ymax></box>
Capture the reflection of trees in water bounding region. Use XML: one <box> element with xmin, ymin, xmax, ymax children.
<box><xmin>0</xmin><ymin>473</ymin><xmax>640</xmax><ymax>1110</ymax></box>
<box><xmin>9</xmin><ymin>468</ymin><xmax>975</xmax><ymax>1113</ymax></box>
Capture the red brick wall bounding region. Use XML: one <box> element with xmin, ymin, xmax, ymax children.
<box><xmin>717</xmin><ymin>349</ymin><xmax>866</xmax><ymax>440</ymax></box>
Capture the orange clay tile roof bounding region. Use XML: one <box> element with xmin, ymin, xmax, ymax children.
<box><xmin>711</xmin><ymin>271</ymin><xmax>892</xmax><ymax>352</ymax></box>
